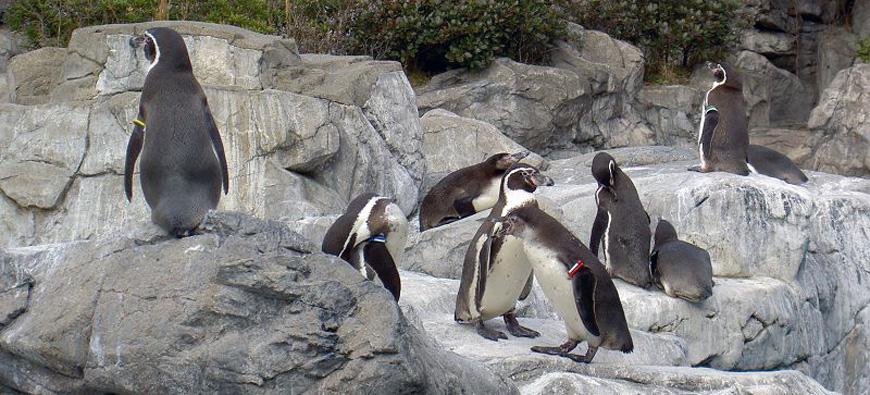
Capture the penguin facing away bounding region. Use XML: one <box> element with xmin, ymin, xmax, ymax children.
<box><xmin>589</xmin><ymin>152</ymin><xmax>652</xmax><ymax>288</ymax></box>
<box><xmin>419</xmin><ymin>151</ymin><xmax>529</xmax><ymax>231</ymax></box>
<box><xmin>650</xmin><ymin>219</ymin><xmax>714</xmax><ymax>303</ymax></box>
<box><xmin>322</xmin><ymin>193</ymin><xmax>408</xmax><ymax>301</ymax></box>
<box><xmin>455</xmin><ymin>163</ymin><xmax>554</xmax><ymax>341</ymax></box>
<box><xmin>747</xmin><ymin>144</ymin><xmax>809</xmax><ymax>185</ymax></box>
<box><xmin>494</xmin><ymin>207</ymin><xmax>634</xmax><ymax>363</ymax></box>
<box><xmin>125</xmin><ymin>27</ymin><xmax>229</xmax><ymax>237</ymax></box>
<box><xmin>689</xmin><ymin>62</ymin><xmax>750</xmax><ymax>176</ymax></box>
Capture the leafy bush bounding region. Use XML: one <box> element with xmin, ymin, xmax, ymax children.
<box><xmin>350</xmin><ymin>0</ymin><xmax>565</xmax><ymax>72</ymax></box>
<box><xmin>558</xmin><ymin>0</ymin><xmax>746</xmax><ymax>81</ymax></box>
<box><xmin>858</xmin><ymin>37</ymin><xmax>870</xmax><ymax>63</ymax></box>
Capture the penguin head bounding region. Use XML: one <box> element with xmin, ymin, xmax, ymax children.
<box><xmin>502</xmin><ymin>163</ymin><xmax>554</xmax><ymax>194</ymax></box>
<box><xmin>486</xmin><ymin>151</ymin><xmax>530</xmax><ymax>171</ymax></box>
<box><xmin>654</xmin><ymin>219</ymin><xmax>679</xmax><ymax>246</ymax></box>
<box><xmin>591</xmin><ymin>152</ymin><xmax>619</xmax><ymax>188</ymax></box>
<box><xmin>705</xmin><ymin>61</ymin><xmax>742</xmax><ymax>90</ymax></box>
<box><xmin>130</xmin><ymin>27</ymin><xmax>192</xmax><ymax>72</ymax></box>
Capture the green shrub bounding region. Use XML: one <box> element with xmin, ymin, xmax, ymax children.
<box><xmin>558</xmin><ymin>0</ymin><xmax>746</xmax><ymax>82</ymax></box>
<box><xmin>858</xmin><ymin>37</ymin><xmax>870</xmax><ymax>63</ymax></box>
<box><xmin>350</xmin><ymin>0</ymin><xmax>565</xmax><ymax>72</ymax></box>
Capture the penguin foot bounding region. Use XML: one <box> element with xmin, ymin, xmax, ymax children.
<box><xmin>503</xmin><ymin>313</ymin><xmax>540</xmax><ymax>338</ymax></box>
<box><xmin>476</xmin><ymin>321</ymin><xmax>508</xmax><ymax>341</ymax></box>
<box><xmin>687</xmin><ymin>164</ymin><xmax>703</xmax><ymax>172</ymax></box>
<box><xmin>564</xmin><ymin>345</ymin><xmax>598</xmax><ymax>364</ymax></box>
<box><xmin>531</xmin><ymin>339</ymin><xmax>578</xmax><ymax>356</ymax></box>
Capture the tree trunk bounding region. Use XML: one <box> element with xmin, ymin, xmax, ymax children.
<box><xmin>158</xmin><ymin>0</ymin><xmax>169</xmax><ymax>20</ymax></box>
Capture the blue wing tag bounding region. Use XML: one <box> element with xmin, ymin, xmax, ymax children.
<box><xmin>370</xmin><ymin>234</ymin><xmax>387</xmax><ymax>243</ymax></box>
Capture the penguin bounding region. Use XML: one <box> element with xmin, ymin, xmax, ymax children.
<box><xmin>419</xmin><ymin>151</ymin><xmax>529</xmax><ymax>231</ymax></box>
<box><xmin>689</xmin><ymin>62</ymin><xmax>750</xmax><ymax>176</ymax></box>
<box><xmin>589</xmin><ymin>152</ymin><xmax>652</xmax><ymax>288</ymax></box>
<box><xmin>322</xmin><ymin>193</ymin><xmax>408</xmax><ymax>301</ymax></box>
<box><xmin>747</xmin><ymin>144</ymin><xmax>808</xmax><ymax>185</ymax></box>
<box><xmin>124</xmin><ymin>27</ymin><xmax>229</xmax><ymax>237</ymax></box>
<box><xmin>649</xmin><ymin>219</ymin><xmax>714</xmax><ymax>303</ymax></box>
<box><xmin>455</xmin><ymin>163</ymin><xmax>554</xmax><ymax>341</ymax></box>
<box><xmin>493</xmin><ymin>207</ymin><xmax>633</xmax><ymax>363</ymax></box>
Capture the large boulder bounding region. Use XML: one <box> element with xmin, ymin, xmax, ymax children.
<box><xmin>0</xmin><ymin>212</ymin><xmax>516</xmax><ymax>394</ymax></box>
<box><xmin>816</xmin><ymin>27</ymin><xmax>856</xmax><ymax>93</ymax></box>
<box><xmin>6</xmin><ymin>47</ymin><xmax>65</xmax><ymax>105</ymax></box>
<box><xmin>416</xmin><ymin>24</ymin><xmax>652</xmax><ymax>157</ymax></box>
<box><xmin>736</xmin><ymin>50</ymin><xmax>817</xmax><ymax>128</ymax></box>
<box><xmin>636</xmin><ymin>85</ymin><xmax>703</xmax><ymax>150</ymax></box>
<box><xmin>807</xmin><ymin>64</ymin><xmax>870</xmax><ymax>177</ymax></box>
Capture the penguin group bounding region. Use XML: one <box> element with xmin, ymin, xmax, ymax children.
<box><xmin>122</xmin><ymin>27</ymin><xmax>810</xmax><ymax>365</ymax></box>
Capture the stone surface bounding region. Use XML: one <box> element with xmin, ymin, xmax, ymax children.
<box><xmin>0</xmin><ymin>212</ymin><xmax>517</xmax><ymax>394</ymax></box>
<box><xmin>854</xmin><ymin>0</ymin><xmax>870</xmax><ymax>38</ymax></box>
<box><xmin>737</xmin><ymin>51</ymin><xmax>817</xmax><ymax>128</ymax></box>
<box><xmin>741</xmin><ymin>30</ymin><xmax>795</xmax><ymax>56</ymax></box>
<box><xmin>420</xmin><ymin>109</ymin><xmax>546</xmax><ymax>174</ymax></box>
<box><xmin>636</xmin><ymin>85</ymin><xmax>703</xmax><ymax>150</ymax></box>
<box><xmin>7</xmin><ymin>47</ymin><xmax>65</xmax><ymax>105</ymax></box>
<box><xmin>817</xmin><ymin>27</ymin><xmax>856</xmax><ymax>93</ymax></box>
<box><xmin>278</xmin><ymin>54</ymin><xmax>403</xmax><ymax>106</ymax></box>
<box><xmin>750</xmin><ymin>127</ymin><xmax>816</xmax><ymax>167</ymax></box>
<box><xmin>807</xmin><ymin>64</ymin><xmax>870</xmax><ymax>177</ymax></box>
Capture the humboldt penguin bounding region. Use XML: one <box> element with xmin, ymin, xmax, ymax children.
<box><xmin>589</xmin><ymin>152</ymin><xmax>652</xmax><ymax>288</ymax></box>
<box><xmin>689</xmin><ymin>62</ymin><xmax>750</xmax><ymax>176</ymax></box>
<box><xmin>494</xmin><ymin>208</ymin><xmax>633</xmax><ymax>363</ymax></box>
<box><xmin>124</xmin><ymin>27</ymin><xmax>229</xmax><ymax>237</ymax></box>
<box><xmin>649</xmin><ymin>219</ymin><xmax>714</xmax><ymax>303</ymax></box>
<box><xmin>419</xmin><ymin>151</ymin><xmax>529</xmax><ymax>231</ymax></box>
<box><xmin>747</xmin><ymin>144</ymin><xmax>808</xmax><ymax>185</ymax></box>
<box><xmin>455</xmin><ymin>163</ymin><xmax>554</xmax><ymax>340</ymax></box>
<box><xmin>322</xmin><ymin>193</ymin><xmax>408</xmax><ymax>301</ymax></box>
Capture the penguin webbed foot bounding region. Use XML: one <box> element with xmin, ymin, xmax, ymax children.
<box><xmin>476</xmin><ymin>321</ymin><xmax>508</xmax><ymax>341</ymax></box>
<box><xmin>503</xmin><ymin>312</ymin><xmax>540</xmax><ymax>338</ymax></box>
<box><xmin>687</xmin><ymin>164</ymin><xmax>703</xmax><ymax>173</ymax></box>
<box><xmin>531</xmin><ymin>341</ymin><xmax>597</xmax><ymax>364</ymax></box>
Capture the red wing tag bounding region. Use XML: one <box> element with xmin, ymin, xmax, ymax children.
<box><xmin>567</xmin><ymin>260</ymin><xmax>584</xmax><ymax>279</ymax></box>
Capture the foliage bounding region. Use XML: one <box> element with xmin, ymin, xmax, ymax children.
<box><xmin>350</xmin><ymin>0</ymin><xmax>565</xmax><ymax>72</ymax></box>
<box><xmin>282</xmin><ymin>0</ymin><xmax>361</xmax><ymax>54</ymax></box>
<box><xmin>558</xmin><ymin>0</ymin><xmax>746</xmax><ymax>82</ymax></box>
<box><xmin>858</xmin><ymin>37</ymin><xmax>870</xmax><ymax>63</ymax></box>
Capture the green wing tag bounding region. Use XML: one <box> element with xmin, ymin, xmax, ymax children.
<box><xmin>705</xmin><ymin>104</ymin><xmax>718</xmax><ymax>113</ymax></box>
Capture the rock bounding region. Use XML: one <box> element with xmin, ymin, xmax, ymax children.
<box><xmin>0</xmin><ymin>102</ymin><xmax>89</xmax><ymax>209</ymax></box>
<box><xmin>420</xmin><ymin>109</ymin><xmax>546</xmax><ymax>175</ymax></box>
<box><xmin>736</xmin><ymin>50</ymin><xmax>817</xmax><ymax>128</ymax></box>
<box><xmin>816</xmin><ymin>27</ymin><xmax>856</xmax><ymax>93</ymax></box>
<box><xmin>855</xmin><ymin>0</ymin><xmax>870</xmax><ymax>38</ymax></box>
<box><xmin>750</xmin><ymin>127</ymin><xmax>816</xmax><ymax>167</ymax></box>
<box><xmin>741</xmin><ymin>30</ymin><xmax>795</xmax><ymax>56</ymax></box>
<box><xmin>636</xmin><ymin>85</ymin><xmax>703</xmax><ymax>150</ymax></box>
<box><xmin>0</xmin><ymin>212</ymin><xmax>516</xmax><ymax>394</ymax></box>
<box><xmin>807</xmin><ymin>64</ymin><xmax>870</xmax><ymax>176</ymax></box>
<box><xmin>739</xmin><ymin>0</ymin><xmax>791</xmax><ymax>32</ymax></box>
<box><xmin>278</xmin><ymin>54</ymin><xmax>403</xmax><ymax>106</ymax></box>
<box><xmin>417</xmin><ymin>26</ymin><xmax>652</xmax><ymax>156</ymax></box>
<box><xmin>7</xmin><ymin>47</ymin><xmax>65</xmax><ymax>105</ymax></box>
<box><xmin>53</xmin><ymin>21</ymin><xmax>301</xmax><ymax>102</ymax></box>
<box><xmin>0</xmin><ymin>29</ymin><xmax>24</xmax><ymax>75</ymax></box>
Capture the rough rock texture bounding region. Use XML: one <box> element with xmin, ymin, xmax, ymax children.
<box><xmin>737</xmin><ymin>50</ymin><xmax>816</xmax><ymax>128</ymax></box>
<box><xmin>854</xmin><ymin>0</ymin><xmax>870</xmax><ymax>38</ymax></box>
<box><xmin>417</xmin><ymin>24</ymin><xmax>652</xmax><ymax>157</ymax></box>
<box><xmin>817</xmin><ymin>27</ymin><xmax>856</xmax><ymax>93</ymax></box>
<box><xmin>636</xmin><ymin>85</ymin><xmax>702</xmax><ymax>150</ymax></box>
<box><xmin>0</xmin><ymin>22</ymin><xmax>423</xmax><ymax>248</ymax></box>
<box><xmin>0</xmin><ymin>212</ymin><xmax>516</xmax><ymax>394</ymax></box>
<box><xmin>807</xmin><ymin>64</ymin><xmax>870</xmax><ymax>177</ymax></box>
<box><xmin>6</xmin><ymin>47</ymin><xmax>65</xmax><ymax>105</ymax></box>
<box><xmin>750</xmin><ymin>127</ymin><xmax>816</xmax><ymax>167</ymax></box>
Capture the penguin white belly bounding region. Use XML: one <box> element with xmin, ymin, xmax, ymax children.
<box><xmin>479</xmin><ymin>236</ymin><xmax>531</xmax><ymax>321</ymax></box>
<box><xmin>523</xmin><ymin>242</ymin><xmax>592</xmax><ymax>342</ymax></box>
<box><xmin>472</xmin><ymin>177</ymin><xmax>501</xmax><ymax>212</ymax></box>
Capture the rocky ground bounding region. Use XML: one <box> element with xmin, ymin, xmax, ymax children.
<box><xmin>0</xmin><ymin>14</ymin><xmax>867</xmax><ymax>395</ymax></box>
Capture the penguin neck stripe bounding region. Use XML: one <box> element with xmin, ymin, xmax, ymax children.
<box><xmin>145</xmin><ymin>31</ymin><xmax>160</xmax><ymax>73</ymax></box>
<box><xmin>567</xmin><ymin>260</ymin><xmax>584</xmax><ymax>279</ymax></box>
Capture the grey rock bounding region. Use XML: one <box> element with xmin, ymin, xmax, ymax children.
<box><xmin>741</xmin><ymin>30</ymin><xmax>795</xmax><ymax>56</ymax></box>
<box><xmin>816</xmin><ymin>27</ymin><xmax>856</xmax><ymax>93</ymax></box>
<box><xmin>277</xmin><ymin>54</ymin><xmax>402</xmax><ymax>106</ymax></box>
<box><xmin>420</xmin><ymin>109</ymin><xmax>546</xmax><ymax>175</ymax></box>
<box><xmin>750</xmin><ymin>127</ymin><xmax>816</xmax><ymax>167</ymax></box>
<box><xmin>736</xmin><ymin>51</ymin><xmax>817</xmax><ymax>128</ymax></box>
<box><xmin>0</xmin><ymin>212</ymin><xmax>516</xmax><ymax>394</ymax></box>
<box><xmin>636</xmin><ymin>85</ymin><xmax>703</xmax><ymax>150</ymax></box>
<box><xmin>855</xmin><ymin>0</ymin><xmax>870</xmax><ymax>38</ymax></box>
<box><xmin>7</xmin><ymin>47</ymin><xmax>65</xmax><ymax>105</ymax></box>
<box><xmin>807</xmin><ymin>64</ymin><xmax>870</xmax><ymax>176</ymax></box>
<box><xmin>739</xmin><ymin>0</ymin><xmax>791</xmax><ymax>32</ymax></box>
<box><xmin>0</xmin><ymin>29</ymin><xmax>25</xmax><ymax>75</ymax></box>
<box><xmin>551</xmin><ymin>23</ymin><xmax>645</xmax><ymax>96</ymax></box>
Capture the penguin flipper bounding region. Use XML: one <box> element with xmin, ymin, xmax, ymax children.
<box><xmin>589</xmin><ymin>207</ymin><xmax>607</xmax><ymax>258</ymax></box>
<box><xmin>572</xmin><ymin>269</ymin><xmax>601</xmax><ymax>337</ymax></box>
<box><xmin>649</xmin><ymin>248</ymin><xmax>660</xmax><ymax>284</ymax></box>
<box><xmin>123</xmin><ymin>122</ymin><xmax>145</xmax><ymax>202</ymax></box>
<box><xmin>203</xmin><ymin>103</ymin><xmax>229</xmax><ymax>194</ymax></box>
<box><xmin>518</xmin><ymin>272</ymin><xmax>534</xmax><ymax>301</ymax></box>
<box><xmin>364</xmin><ymin>242</ymin><xmax>402</xmax><ymax>301</ymax></box>
<box><xmin>700</xmin><ymin>109</ymin><xmax>718</xmax><ymax>161</ymax></box>
<box><xmin>453</xmin><ymin>196</ymin><xmax>477</xmax><ymax>218</ymax></box>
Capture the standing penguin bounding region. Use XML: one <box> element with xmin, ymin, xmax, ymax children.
<box><xmin>124</xmin><ymin>27</ymin><xmax>229</xmax><ymax>237</ymax></box>
<box><xmin>649</xmin><ymin>219</ymin><xmax>714</xmax><ymax>303</ymax></box>
<box><xmin>494</xmin><ymin>209</ymin><xmax>633</xmax><ymax>363</ymax></box>
<box><xmin>455</xmin><ymin>164</ymin><xmax>554</xmax><ymax>341</ymax></box>
<box><xmin>747</xmin><ymin>144</ymin><xmax>809</xmax><ymax>185</ymax></box>
<box><xmin>322</xmin><ymin>193</ymin><xmax>408</xmax><ymax>301</ymax></box>
<box><xmin>589</xmin><ymin>152</ymin><xmax>652</xmax><ymax>288</ymax></box>
<box><xmin>690</xmin><ymin>62</ymin><xmax>750</xmax><ymax>175</ymax></box>
<box><xmin>419</xmin><ymin>151</ymin><xmax>529</xmax><ymax>231</ymax></box>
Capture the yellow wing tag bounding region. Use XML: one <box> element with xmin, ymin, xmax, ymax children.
<box><xmin>132</xmin><ymin>118</ymin><xmax>146</xmax><ymax>128</ymax></box>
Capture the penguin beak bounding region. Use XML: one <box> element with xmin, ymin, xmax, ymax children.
<box><xmin>530</xmin><ymin>173</ymin><xmax>555</xmax><ymax>187</ymax></box>
<box><xmin>130</xmin><ymin>35</ymin><xmax>147</xmax><ymax>49</ymax></box>
<box><xmin>510</xmin><ymin>151</ymin><xmax>530</xmax><ymax>161</ymax></box>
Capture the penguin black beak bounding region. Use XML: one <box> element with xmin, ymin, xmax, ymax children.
<box><xmin>510</xmin><ymin>151</ymin><xmax>530</xmax><ymax>161</ymax></box>
<box><xmin>130</xmin><ymin>35</ymin><xmax>147</xmax><ymax>49</ymax></box>
<box><xmin>532</xmin><ymin>173</ymin><xmax>555</xmax><ymax>187</ymax></box>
